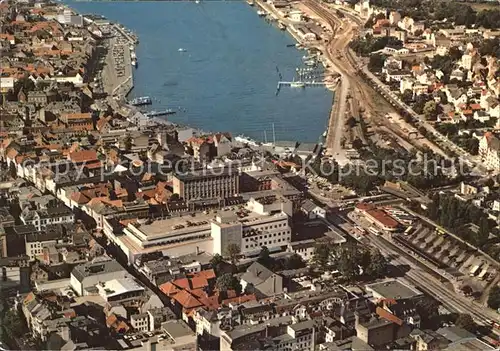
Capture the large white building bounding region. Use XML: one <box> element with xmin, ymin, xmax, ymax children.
<box><xmin>70</xmin><ymin>258</ymin><xmax>128</xmax><ymax>296</ymax></box>
<box><xmin>479</xmin><ymin>132</ymin><xmax>500</xmax><ymax>171</ymax></box>
<box><xmin>107</xmin><ymin>196</ymin><xmax>293</xmax><ymax>265</ymax></box>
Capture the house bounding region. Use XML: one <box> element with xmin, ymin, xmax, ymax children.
<box><xmin>213</xmin><ymin>133</ymin><xmax>232</xmax><ymax>157</ymax></box>
<box><xmin>386</xmin><ymin>69</ymin><xmax>412</xmax><ymax>83</ymax></box>
<box><xmin>473</xmin><ymin>110</ymin><xmax>490</xmax><ymax>123</ymax></box>
<box><xmin>185</xmin><ymin>137</ymin><xmax>212</xmax><ymax>162</ymax></box>
<box><xmin>301</xmin><ymin>199</ymin><xmax>326</xmax><ymax>219</ymax></box>
<box><xmin>410</xmin><ymin>329</ymin><xmax>450</xmax><ymax>350</ymax></box>
<box><xmin>0</xmin><ymin>77</ymin><xmax>14</xmax><ymax>93</ymax></box>
<box><xmin>289</xmin><ymin>10</ymin><xmax>303</xmax><ymax>22</ymax></box>
<box><xmin>287</xmin><ymin>239</ymin><xmax>315</xmax><ymax>261</ymax></box>
<box><xmin>240</xmin><ymin>262</ymin><xmax>283</xmax><ymax>297</ymax></box>
<box><xmin>20</xmin><ymin>206</ymin><xmax>74</xmax><ymax>231</ymax></box>
<box><xmin>444</xmin><ymin>86</ymin><xmax>468</xmax><ymax>107</ymax></box>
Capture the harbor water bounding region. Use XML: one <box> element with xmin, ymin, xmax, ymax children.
<box><xmin>68</xmin><ymin>1</ymin><xmax>333</xmax><ymax>143</ymax></box>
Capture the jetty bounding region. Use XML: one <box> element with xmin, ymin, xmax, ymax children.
<box><xmin>278</xmin><ymin>81</ymin><xmax>326</xmax><ymax>87</ymax></box>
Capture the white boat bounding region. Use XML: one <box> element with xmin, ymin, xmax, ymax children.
<box><xmin>195</xmin><ymin>0</ymin><xmax>200</xmax><ymax>3</ymax></box>
<box><xmin>290</xmin><ymin>81</ymin><xmax>305</xmax><ymax>88</ymax></box>
<box><xmin>178</xmin><ymin>48</ymin><xmax>187</xmax><ymax>52</ymax></box>
<box><xmin>131</xmin><ymin>59</ymin><xmax>137</xmax><ymax>67</ymax></box>
<box><xmin>304</xmin><ymin>59</ymin><xmax>317</xmax><ymax>67</ymax></box>
<box><xmin>235</xmin><ymin>135</ymin><xmax>260</xmax><ymax>147</ymax></box>
<box><xmin>257</xmin><ymin>10</ymin><xmax>266</xmax><ymax>16</ymax></box>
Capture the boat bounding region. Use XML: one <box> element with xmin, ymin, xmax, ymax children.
<box><xmin>235</xmin><ymin>135</ymin><xmax>260</xmax><ymax>147</ymax></box>
<box><xmin>247</xmin><ymin>0</ymin><xmax>254</xmax><ymax>5</ymax></box>
<box><xmin>129</xmin><ymin>96</ymin><xmax>152</xmax><ymax>106</ymax></box>
<box><xmin>290</xmin><ymin>81</ymin><xmax>305</xmax><ymax>88</ymax></box>
<box><xmin>278</xmin><ymin>21</ymin><xmax>286</xmax><ymax>30</ymax></box>
<box><xmin>145</xmin><ymin>109</ymin><xmax>176</xmax><ymax>118</ymax></box>
<box><xmin>195</xmin><ymin>0</ymin><xmax>200</xmax><ymax>3</ymax></box>
<box><xmin>304</xmin><ymin>59</ymin><xmax>317</xmax><ymax>67</ymax></box>
<box><xmin>257</xmin><ymin>10</ymin><xmax>266</xmax><ymax>16</ymax></box>
<box><xmin>131</xmin><ymin>59</ymin><xmax>137</xmax><ymax>67</ymax></box>
<box><xmin>178</xmin><ymin>48</ymin><xmax>187</xmax><ymax>52</ymax></box>
<box><xmin>302</xmin><ymin>54</ymin><xmax>316</xmax><ymax>61</ymax></box>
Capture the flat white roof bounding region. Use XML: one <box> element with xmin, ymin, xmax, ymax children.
<box><xmin>97</xmin><ymin>277</ymin><xmax>144</xmax><ymax>298</ymax></box>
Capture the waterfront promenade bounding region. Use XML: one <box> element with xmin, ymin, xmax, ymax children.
<box><xmin>101</xmin><ymin>25</ymin><xmax>134</xmax><ymax>98</ymax></box>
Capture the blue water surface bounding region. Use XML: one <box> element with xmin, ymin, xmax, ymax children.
<box><xmin>69</xmin><ymin>0</ymin><xmax>333</xmax><ymax>142</ymax></box>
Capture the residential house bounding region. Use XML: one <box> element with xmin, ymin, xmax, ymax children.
<box><xmin>240</xmin><ymin>262</ymin><xmax>283</xmax><ymax>297</ymax></box>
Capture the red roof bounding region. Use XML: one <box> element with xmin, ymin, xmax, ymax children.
<box><xmin>68</xmin><ymin>150</ymin><xmax>97</xmax><ymax>163</ymax></box>
<box><xmin>70</xmin><ymin>192</ymin><xmax>90</xmax><ymax>205</ymax></box>
<box><xmin>159</xmin><ymin>282</ymin><xmax>180</xmax><ymax>296</ymax></box>
<box><xmin>355</xmin><ymin>202</ymin><xmax>374</xmax><ymax>211</ymax></box>
<box><xmin>172</xmin><ymin>278</ymin><xmax>191</xmax><ymax>290</ymax></box>
<box><xmin>172</xmin><ymin>290</ymin><xmax>203</xmax><ymax>309</ymax></box>
<box><xmin>376</xmin><ymin>306</ymin><xmax>403</xmax><ymax>326</ymax></box>
<box><xmin>366</xmin><ymin>209</ymin><xmax>399</xmax><ymax>229</ymax></box>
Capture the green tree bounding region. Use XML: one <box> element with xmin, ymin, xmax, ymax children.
<box><xmin>415</xmin><ymin>297</ymin><xmax>440</xmax><ymax>328</ymax></box>
<box><xmin>346</xmin><ymin>117</ymin><xmax>356</xmax><ymax>128</ymax></box>
<box><xmin>226</xmin><ymin>243</ymin><xmax>240</xmax><ymax>266</ymax></box>
<box><xmin>8</xmin><ymin>162</ymin><xmax>16</xmax><ymax>179</ymax></box>
<box><xmin>476</xmin><ymin>217</ymin><xmax>491</xmax><ymax>246</ymax></box>
<box><xmin>283</xmin><ymin>254</ymin><xmax>305</xmax><ymax>270</ymax></box>
<box><xmin>368</xmin><ymin>53</ymin><xmax>386</xmax><ymax>72</ymax></box>
<box><xmin>487</xmin><ymin>286</ymin><xmax>500</xmax><ymax>310</ymax></box>
<box><xmin>454</xmin><ymin>313</ymin><xmax>476</xmax><ymax>333</ymax></box>
<box><xmin>352</xmin><ymin>138</ymin><xmax>363</xmax><ymax>150</ymax></box>
<box><xmin>365</xmin><ymin>249</ymin><xmax>388</xmax><ymax>278</ymax></box>
<box><xmin>312</xmin><ymin>242</ymin><xmax>331</xmax><ymax>271</ymax></box>
<box><xmin>2</xmin><ymin>309</ymin><xmax>24</xmax><ymax>339</ymax></box>
<box><xmin>337</xmin><ymin>244</ymin><xmax>361</xmax><ymax>281</ymax></box>
<box><xmin>215</xmin><ymin>273</ymin><xmax>242</xmax><ymax>295</ymax></box>
<box><xmin>257</xmin><ymin>246</ymin><xmax>274</xmax><ymax>268</ymax></box>
<box><xmin>423</xmin><ymin>100</ymin><xmax>439</xmax><ymax>120</ymax></box>
<box><xmin>401</xmin><ymin>89</ymin><xmax>414</xmax><ymax>104</ymax></box>
<box><xmin>210</xmin><ymin>254</ymin><xmax>224</xmax><ymax>274</ymax></box>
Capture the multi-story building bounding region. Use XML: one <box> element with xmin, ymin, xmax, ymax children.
<box><xmin>25</xmin><ymin>230</ymin><xmax>62</xmax><ymax>261</ymax></box>
<box><xmin>111</xmin><ymin>196</ymin><xmax>292</xmax><ymax>264</ymax></box>
<box><xmin>172</xmin><ymin>168</ymin><xmax>239</xmax><ymax>201</ymax></box>
<box><xmin>220</xmin><ymin>316</ymin><xmax>315</xmax><ymax>351</ymax></box>
<box><xmin>479</xmin><ymin>132</ymin><xmax>500</xmax><ymax>171</ymax></box>
<box><xmin>70</xmin><ymin>258</ymin><xmax>128</xmax><ymax>296</ymax></box>
<box><xmin>20</xmin><ymin>206</ymin><xmax>74</xmax><ymax>231</ymax></box>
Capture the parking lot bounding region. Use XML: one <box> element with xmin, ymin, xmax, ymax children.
<box><xmin>101</xmin><ymin>28</ymin><xmax>133</xmax><ymax>96</ymax></box>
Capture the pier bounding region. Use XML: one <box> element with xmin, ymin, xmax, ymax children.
<box><xmin>114</xmin><ymin>24</ymin><xmax>138</xmax><ymax>45</ymax></box>
<box><xmin>278</xmin><ymin>81</ymin><xmax>326</xmax><ymax>87</ymax></box>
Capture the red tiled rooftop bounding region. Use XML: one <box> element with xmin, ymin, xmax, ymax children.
<box><xmin>68</xmin><ymin>150</ymin><xmax>97</xmax><ymax>163</ymax></box>
<box><xmin>172</xmin><ymin>289</ymin><xmax>203</xmax><ymax>309</ymax></box>
<box><xmin>159</xmin><ymin>282</ymin><xmax>180</xmax><ymax>297</ymax></box>
<box><xmin>366</xmin><ymin>208</ymin><xmax>399</xmax><ymax>229</ymax></box>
